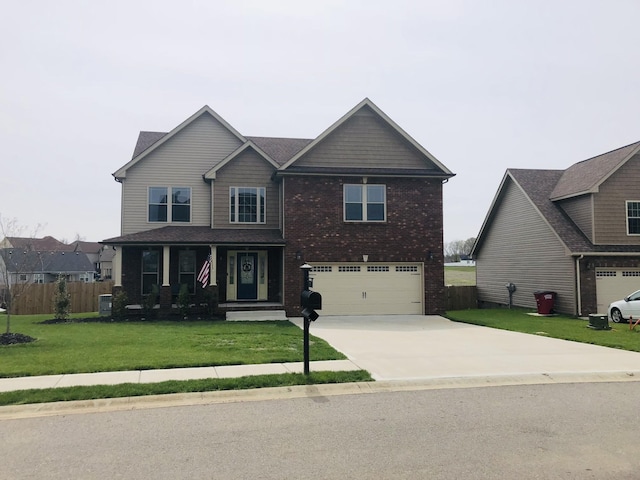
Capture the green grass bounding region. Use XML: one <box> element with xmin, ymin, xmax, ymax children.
<box><xmin>446</xmin><ymin>308</ymin><xmax>640</xmax><ymax>352</ymax></box>
<box><xmin>444</xmin><ymin>266</ymin><xmax>476</xmax><ymax>286</ymax></box>
<box><xmin>0</xmin><ymin>370</ymin><xmax>373</xmax><ymax>406</ymax></box>
<box><xmin>0</xmin><ymin>313</ymin><xmax>346</xmax><ymax>378</ymax></box>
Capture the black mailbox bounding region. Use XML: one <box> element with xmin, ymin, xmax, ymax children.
<box><xmin>301</xmin><ymin>290</ymin><xmax>322</xmax><ymax>310</ymax></box>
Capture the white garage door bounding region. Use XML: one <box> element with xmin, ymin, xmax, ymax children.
<box><xmin>596</xmin><ymin>269</ymin><xmax>640</xmax><ymax>313</ymax></box>
<box><xmin>309</xmin><ymin>263</ymin><xmax>423</xmax><ymax>316</ymax></box>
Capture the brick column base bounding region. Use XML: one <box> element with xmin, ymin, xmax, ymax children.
<box><xmin>160</xmin><ymin>285</ymin><xmax>172</xmax><ymax>312</ymax></box>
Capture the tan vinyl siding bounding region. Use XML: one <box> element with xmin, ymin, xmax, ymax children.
<box><xmin>557</xmin><ymin>195</ymin><xmax>594</xmax><ymax>242</ymax></box>
<box><xmin>476</xmin><ymin>179</ymin><xmax>576</xmax><ymax>314</ymax></box>
<box><xmin>294</xmin><ymin>106</ymin><xmax>435</xmax><ymax>169</ymax></box>
<box><xmin>593</xmin><ymin>154</ymin><xmax>640</xmax><ymax>245</ymax></box>
<box><xmin>212</xmin><ymin>149</ymin><xmax>280</xmax><ymax>229</ymax></box>
<box><xmin>121</xmin><ymin>114</ymin><xmax>242</xmax><ymax>235</ymax></box>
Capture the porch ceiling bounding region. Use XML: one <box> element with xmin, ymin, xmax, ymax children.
<box><xmin>102</xmin><ymin>226</ymin><xmax>285</xmax><ymax>246</ymax></box>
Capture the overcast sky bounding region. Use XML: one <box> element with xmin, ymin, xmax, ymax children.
<box><xmin>2</xmin><ymin>0</ymin><xmax>639</xmax><ymax>245</ymax></box>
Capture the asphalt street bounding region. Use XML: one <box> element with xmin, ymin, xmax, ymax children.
<box><xmin>2</xmin><ymin>381</ymin><xmax>640</xmax><ymax>479</ymax></box>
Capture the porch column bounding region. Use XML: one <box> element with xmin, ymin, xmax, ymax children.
<box><xmin>162</xmin><ymin>246</ymin><xmax>170</xmax><ymax>286</ymax></box>
<box><xmin>113</xmin><ymin>246</ymin><xmax>122</xmax><ymax>287</ymax></box>
<box><xmin>209</xmin><ymin>245</ymin><xmax>217</xmax><ymax>286</ymax></box>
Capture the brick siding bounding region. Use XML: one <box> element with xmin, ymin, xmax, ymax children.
<box><xmin>283</xmin><ymin>175</ymin><xmax>445</xmax><ymax>316</ymax></box>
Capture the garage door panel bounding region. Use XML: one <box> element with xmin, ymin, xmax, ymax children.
<box><xmin>310</xmin><ymin>263</ymin><xmax>423</xmax><ymax>316</ymax></box>
<box><xmin>596</xmin><ymin>269</ymin><xmax>640</xmax><ymax>313</ymax></box>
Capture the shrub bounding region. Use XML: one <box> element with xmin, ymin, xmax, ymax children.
<box><xmin>111</xmin><ymin>290</ymin><xmax>128</xmax><ymax>321</ymax></box>
<box><xmin>142</xmin><ymin>284</ymin><xmax>159</xmax><ymax>319</ymax></box>
<box><xmin>53</xmin><ymin>275</ymin><xmax>71</xmax><ymax>321</ymax></box>
<box><xmin>178</xmin><ymin>284</ymin><xmax>191</xmax><ymax>318</ymax></box>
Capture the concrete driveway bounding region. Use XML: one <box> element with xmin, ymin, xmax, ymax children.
<box><xmin>291</xmin><ymin>315</ymin><xmax>640</xmax><ymax>381</ymax></box>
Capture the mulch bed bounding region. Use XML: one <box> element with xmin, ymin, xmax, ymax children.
<box><xmin>0</xmin><ymin>333</ymin><xmax>36</xmax><ymax>345</ymax></box>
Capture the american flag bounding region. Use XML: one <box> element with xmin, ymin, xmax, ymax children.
<box><xmin>197</xmin><ymin>255</ymin><xmax>211</xmax><ymax>288</ymax></box>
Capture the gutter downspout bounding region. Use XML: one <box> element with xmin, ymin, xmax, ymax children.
<box><xmin>576</xmin><ymin>255</ymin><xmax>583</xmax><ymax>317</ymax></box>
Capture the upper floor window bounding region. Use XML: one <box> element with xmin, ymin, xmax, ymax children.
<box><xmin>148</xmin><ymin>187</ymin><xmax>191</xmax><ymax>223</ymax></box>
<box><xmin>344</xmin><ymin>184</ymin><xmax>386</xmax><ymax>222</ymax></box>
<box><xmin>230</xmin><ymin>187</ymin><xmax>265</xmax><ymax>223</ymax></box>
<box><xmin>627</xmin><ymin>201</ymin><xmax>640</xmax><ymax>235</ymax></box>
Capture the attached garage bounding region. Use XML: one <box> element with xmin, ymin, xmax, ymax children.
<box><xmin>309</xmin><ymin>263</ymin><xmax>424</xmax><ymax>315</ymax></box>
<box><xmin>595</xmin><ymin>268</ymin><xmax>640</xmax><ymax>313</ymax></box>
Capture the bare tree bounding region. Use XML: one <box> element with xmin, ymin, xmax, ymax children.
<box><xmin>0</xmin><ymin>215</ymin><xmax>41</xmax><ymax>338</ymax></box>
<box><xmin>444</xmin><ymin>237</ymin><xmax>477</xmax><ymax>263</ymax></box>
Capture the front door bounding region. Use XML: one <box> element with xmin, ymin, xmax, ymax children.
<box><xmin>237</xmin><ymin>252</ymin><xmax>258</xmax><ymax>300</ymax></box>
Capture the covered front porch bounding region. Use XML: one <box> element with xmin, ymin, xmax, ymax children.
<box><xmin>103</xmin><ymin>226</ymin><xmax>286</xmax><ymax>314</ymax></box>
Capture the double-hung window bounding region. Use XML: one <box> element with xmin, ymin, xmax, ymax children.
<box><xmin>230</xmin><ymin>187</ymin><xmax>265</xmax><ymax>223</ymax></box>
<box><xmin>178</xmin><ymin>250</ymin><xmax>196</xmax><ymax>294</ymax></box>
<box><xmin>148</xmin><ymin>187</ymin><xmax>191</xmax><ymax>223</ymax></box>
<box><xmin>627</xmin><ymin>201</ymin><xmax>640</xmax><ymax>235</ymax></box>
<box><xmin>344</xmin><ymin>184</ymin><xmax>386</xmax><ymax>222</ymax></box>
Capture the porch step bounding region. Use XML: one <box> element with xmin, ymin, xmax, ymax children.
<box><xmin>225</xmin><ymin>310</ymin><xmax>288</xmax><ymax>321</ymax></box>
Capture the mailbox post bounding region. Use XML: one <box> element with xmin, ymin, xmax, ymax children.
<box><xmin>300</xmin><ymin>264</ymin><xmax>321</xmax><ymax>375</ymax></box>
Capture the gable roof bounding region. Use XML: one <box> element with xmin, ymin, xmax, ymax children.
<box><xmin>69</xmin><ymin>241</ymin><xmax>102</xmax><ymax>254</ymax></box>
<box><xmin>203</xmin><ymin>141</ymin><xmax>282</xmax><ymax>180</ymax></box>
<box><xmin>113</xmin><ymin>105</ymin><xmax>246</xmax><ymax>180</ymax></box>
<box><xmin>278</xmin><ymin>98</ymin><xmax>454</xmax><ymax>177</ymax></box>
<box><xmin>0</xmin><ymin>249</ymin><xmax>95</xmax><ymax>273</ymax></box>
<box><xmin>473</xmin><ymin>168</ymin><xmax>640</xmax><ymax>256</ymax></box>
<box><xmin>550</xmin><ymin>141</ymin><xmax>640</xmax><ymax>200</ymax></box>
<box><xmin>3</xmin><ymin>236</ymin><xmax>73</xmax><ymax>252</ymax></box>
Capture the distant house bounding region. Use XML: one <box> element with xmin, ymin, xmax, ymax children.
<box><xmin>102</xmin><ymin>99</ymin><xmax>455</xmax><ymax>316</ymax></box>
<box><xmin>0</xmin><ymin>236</ymin><xmax>97</xmax><ymax>284</ymax></box>
<box><xmin>472</xmin><ymin>141</ymin><xmax>640</xmax><ymax>315</ymax></box>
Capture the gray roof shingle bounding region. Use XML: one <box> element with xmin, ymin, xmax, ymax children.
<box><xmin>102</xmin><ymin>226</ymin><xmax>285</xmax><ymax>245</ymax></box>
<box><xmin>550</xmin><ymin>141</ymin><xmax>640</xmax><ymax>200</ymax></box>
<box><xmin>132</xmin><ymin>131</ymin><xmax>168</xmax><ymax>159</ymax></box>
<box><xmin>0</xmin><ymin>249</ymin><xmax>95</xmax><ymax>273</ymax></box>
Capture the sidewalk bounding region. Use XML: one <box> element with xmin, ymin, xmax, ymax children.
<box><xmin>0</xmin><ymin>360</ymin><xmax>362</xmax><ymax>393</ymax></box>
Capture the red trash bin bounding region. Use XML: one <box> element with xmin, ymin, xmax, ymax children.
<box><xmin>534</xmin><ymin>291</ymin><xmax>556</xmax><ymax>314</ymax></box>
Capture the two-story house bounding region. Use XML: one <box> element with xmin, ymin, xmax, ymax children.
<box><xmin>102</xmin><ymin>99</ymin><xmax>455</xmax><ymax>317</ymax></box>
<box><xmin>472</xmin><ymin>141</ymin><xmax>640</xmax><ymax>315</ymax></box>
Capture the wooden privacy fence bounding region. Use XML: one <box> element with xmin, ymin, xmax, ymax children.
<box><xmin>11</xmin><ymin>282</ymin><xmax>114</xmax><ymax>315</ymax></box>
<box><xmin>445</xmin><ymin>285</ymin><xmax>477</xmax><ymax>311</ymax></box>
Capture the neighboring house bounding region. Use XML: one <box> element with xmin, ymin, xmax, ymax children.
<box><xmin>1</xmin><ymin>236</ymin><xmax>70</xmax><ymax>251</ymax></box>
<box><xmin>472</xmin><ymin>141</ymin><xmax>640</xmax><ymax>315</ymax></box>
<box><xmin>102</xmin><ymin>98</ymin><xmax>455</xmax><ymax>316</ymax></box>
<box><xmin>98</xmin><ymin>246</ymin><xmax>115</xmax><ymax>280</ymax></box>
<box><xmin>0</xmin><ymin>250</ymin><xmax>96</xmax><ymax>284</ymax></box>
<box><xmin>0</xmin><ymin>236</ymin><xmax>97</xmax><ymax>284</ymax></box>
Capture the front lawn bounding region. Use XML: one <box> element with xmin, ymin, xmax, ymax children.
<box><xmin>0</xmin><ymin>313</ymin><xmax>346</xmax><ymax>378</ymax></box>
<box><xmin>446</xmin><ymin>308</ymin><xmax>640</xmax><ymax>352</ymax></box>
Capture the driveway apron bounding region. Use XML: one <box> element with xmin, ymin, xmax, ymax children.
<box><xmin>291</xmin><ymin>315</ymin><xmax>640</xmax><ymax>381</ymax></box>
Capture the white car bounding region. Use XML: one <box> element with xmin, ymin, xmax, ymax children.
<box><xmin>608</xmin><ymin>290</ymin><xmax>640</xmax><ymax>323</ymax></box>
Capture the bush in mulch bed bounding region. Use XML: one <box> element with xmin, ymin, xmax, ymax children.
<box><xmin>0</xmin><ymin>333</ymin><xmax>36</xmax><ymax>345</ymax></box>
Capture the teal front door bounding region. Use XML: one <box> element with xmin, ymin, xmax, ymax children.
<box><xmin>237</xmin><ymin>253</ymin><xmax>258</xmax><ymax>300</ymax></box>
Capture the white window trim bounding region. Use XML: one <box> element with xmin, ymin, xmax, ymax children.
<box><xmin>343</xmin><ymin>184</ymin><xmax>387</xmax><ymax>222</ymax></box>
<box><xmin>229</xmin><ymin>186</ymin><xmax>266</xmax><ymax>224</ymax></box>
<box><xmin>626</xmin><ymin>200</ymin><xmax>640</xmax><ymax>236</ymax></box>
<box><xmin>147</xmin><ymin>186</ymin><xmax>192</xmax><ymax>224</ymax></box>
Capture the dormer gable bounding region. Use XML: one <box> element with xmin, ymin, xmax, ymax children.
<box><xmin>550</xmin><ymin>141</ymin><xmax>640</xmax><ymax>201</ymax></box>
<box><xmin>203</xmin><ymin>141</ymin><xmax>280</xmax><ymax>181</ymax></box>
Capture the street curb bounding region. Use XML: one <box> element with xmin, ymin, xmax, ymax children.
<box><xmin>2</xmin><ymin>370</ymin><xmax>640</xmax><ymax>420</ymax></box>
